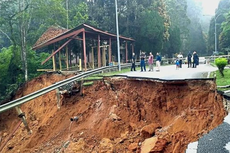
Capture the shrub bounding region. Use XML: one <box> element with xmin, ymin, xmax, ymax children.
<box><xmin>215</xmin><ymin>58</ymin><xmax>228</xmax><ymax>77</ymax></box>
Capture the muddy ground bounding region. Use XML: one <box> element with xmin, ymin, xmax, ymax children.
<box><xmin>0</xmin><ymin>73</ymin><xmax>227</xmax><ymax>153</ymax></box>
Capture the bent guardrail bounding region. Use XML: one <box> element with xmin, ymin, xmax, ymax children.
<box><xmin>0</xmin><ymin>63</ymin><xmax>139</xmax><ymax>113</ymax></box>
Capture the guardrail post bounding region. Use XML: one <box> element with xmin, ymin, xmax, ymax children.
<box><xmin>56</xmin><ymin>88</ymin><xmax>61</xmax><ymax>109</ymax></box>
<box><xmin>80</xmin><ymin>79</ymin><xmax>84</xmax><ymax>96</ymax></box>
<box><xmin>15</xmin><ymin>106</ymin><xmax>32</xmax><ymax>134</ymax></box>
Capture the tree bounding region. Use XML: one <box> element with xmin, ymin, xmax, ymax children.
<box><xmin>219</xmin><ymin>11</ymin><xmax>230</xmax><ymax>54</ymax></box>
<box><xmin>207</xmin><ymin>0</ymin><xmax>230</xmax><ymax>55</ymax></box>
<box><xmin>215</xmin><ymin>57</ymin><xmax>227</xmax><ymax>77</ymax></box>
<box><xmin>166</xmin><ymin>0</ymin><xmax>190</xmax><ymax>52</ymax></box>
<box><xmin>136</xmin><ymin>10</ymin><xmax>164</xmax><ymax>54</ymax></box>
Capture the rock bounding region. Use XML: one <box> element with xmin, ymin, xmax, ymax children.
<box><xmin>109</xmin><ymin>113</ymin><xmax>121</xmax><ymax>121</ymax></box>
<box><xmin>140</xmin><ymin>123</ymin><xmax>160</xmax><ymax>138</ymax></box>
<box><xmin>99</xmin><ymin>138</ymin><xmax>114</xmax><ymax>153</ymax></box>
<box><xmin>64</xmin><ymin>138</ymin><xmax>86</xmax><ymax>153</ymax></box>
<box><xmin>32</xmin><ymin>120</ymin><xmax>39</xmax><ymax>126</ymax></box>
<box><xmin>7</xmin><ymin>143</ymin><xmax>14</xmax><ymax>150</ymax></box>
<box><xmin>109</xmin><ymin>105</ymin><xmax>117</xmax><ymax>115</ymax></box>
<box><xmin>3</xmin><ymin>132</ymin><xmax>8</xmax><ymax>137</ymax></box>
<box><xmin>129</xmin><ymin>123</ymin><xmax>137</xmax><ymax>130</ymax></box>
<box><xmin>141</xmin><ymin>137</ymin><xmax>158</xmax><ymax>153</ymax></box>
<box><xmin>128</xmin><ymin>143</ymin><xmax>138</xmax><ymax>151</ymax></box>
<box><xmin>141</xmin><ymin>137</ymin><xmax>167</xmax><ymax>153</ymax></box>
<box><xmin>117</xmin><ymin>131</ymin><xmax>129</xmax><ymax>143</ymax></box>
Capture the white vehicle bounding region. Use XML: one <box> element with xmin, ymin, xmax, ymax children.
<box><xmin>199</xmin><ymin>57</ymin><xmax>206</xmax><ymax>64</ymax></box>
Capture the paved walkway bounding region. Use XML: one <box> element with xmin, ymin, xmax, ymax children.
<box><xmin>121</xmin><ymin>64</ymin><xmax>217</xmax><ymax>80</ymax></box>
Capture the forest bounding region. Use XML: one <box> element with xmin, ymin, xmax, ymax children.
<box><xmin>0</xmin><ymin>0</ymin><xmax>230</xmax><ymax>102</ymax></box>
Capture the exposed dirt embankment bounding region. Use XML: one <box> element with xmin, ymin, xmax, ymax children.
<box><xmin>0</xmin><ymin>73</ymin><xmax>227</xmax><ymax>153</ymax></box>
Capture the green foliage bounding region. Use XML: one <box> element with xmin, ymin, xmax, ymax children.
<box><xmin>69</xmin><ymin>2</ymin><xmax>89</xmax><ymax>28</ymax></box>
<box><xmin>27</xmin><ymin>49</ymin><xmax>53</xmax><ymax>79</ymax></box>
<box><xmin>208</xmin><ymin>0</ymin><xmax>230</xmax><ymax>55</ymax></box>
<box><xmin>0</xmin><ymin>45</ymin><xmax>53</xmax><ymax>102</ymax></box>
<box><xmin>219</xmin><ymin>11</ymin><xmax>230</xmax><ymax>53</ymax></box>
<box><xmin>0</xmin><ymin>47</ymin><xmax>13</xmax><ymax>83</ymax></box>
<box><xmin>167</xmin><ymin>26</ymin><xmax>181</xmax><ymax>57</ymax></box>
<box><xmin>1</xmin><ymin>0</ymin><xmax>226</xmax><ymax>102</ymax></box>
<box><xmin>215</xmin><ymin>57</ymin><xmax>228</xmax><ymax>77</ymax></box>
<box><xmin>0</xmin><ymin>46</ymin><xmax>22</xmax><ymax>102</ymax></box>
<box><xmin>136</xmin><ymin>10</ymin><xmax>164</xmax><ymax>53</ymax></box>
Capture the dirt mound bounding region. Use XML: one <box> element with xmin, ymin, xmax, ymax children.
<box><xmin>0</xmin><ymin>74</ymin><xmax>227</xmax><ymax>153</ymax></box>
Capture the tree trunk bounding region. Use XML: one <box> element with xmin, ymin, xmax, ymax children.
<box><xmin>20</xmin><ymin>0</ymin><xmax>28</xmax><ymax>81</ymax></box>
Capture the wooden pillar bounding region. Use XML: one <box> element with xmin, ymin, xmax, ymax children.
<box><xmin>69</xmin><ymin>49</ymin><xmax>72</xmax><ymax>67</ymax></box>
<box><xmin>126</xmin><ymin>41</ymin><xmax>128</xmax><ymax>63</ymax></box>
<box><xmin>109</xmin><ymin>38</ymin><xmax>112</xmax><ymax>64</ymax></box>
<box><xmin>83</xmin><ymin>30</ymin><xmax>87</xmax><ymax>71</ymax></box>
<box><xmin>79</xmin><ymin>59</ymin><xmax>82</xmax><ymax>71</ymax></box>
<box><xmin>66</xmin><ymin>46</ymin><xmax>69</xmax><ymax>70</ymax></box>
<box><xmin>98</xmin><ymin>35</ymin><xmax>101</xmax><ymax>67</ymax></box>
<box><xmin>132</xmin><ymin>43</ymin><xmax>134</xmax><ymax>53</ymax></box>
<box><xmin>91</xmin><ymin>47</ymin><xmax>94</xmax><ymax>69</ymax></box>
<box><xmin>102</xmin><ymin>47</ymin><xmax>106</xmax><ymax>66</ymax></box>
<box><xmin>59</xmin><ymin>49</ymin><xmax>62</xmax><ymax>71</ymax></box>
<box><xmin>52</xmin><ymin>50</ymin><xmax>56</xmax><ymax>71</ymax></box>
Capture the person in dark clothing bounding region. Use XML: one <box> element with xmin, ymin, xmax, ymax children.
<box><xmin>131</xmin><ymin>52</ymin><xmax>136</xmax><ymax>71</ymax></box>
<box><xmin>140</xmin><ymin>51</ymin><xmax>146</xmax><ymax>72</ymax></box>
<box><xmin>187</xmin><ymin>51</ymin><xmax>192</xmax><ymax>68</ymax></box>
<box><xmin>192</xmin><ymin>51</ymin><xmax>199</xmax><ymax>68</ymax></box>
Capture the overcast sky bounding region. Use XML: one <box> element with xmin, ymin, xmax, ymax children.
<box><xmin>195</xmin><ymin>0</ymin><xmax>220</xmax><ymax>15</ymax></box>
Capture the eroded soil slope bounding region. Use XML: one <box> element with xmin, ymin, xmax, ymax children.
<box><xmin>0</xmin><ymin>73</ymin><xmax>227</xmax><ymax>153</ymax></box>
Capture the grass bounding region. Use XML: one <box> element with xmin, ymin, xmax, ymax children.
<box><xmin>82</xmin><ymin>66</ymin><xmax>141</xmax><ymax>84</ymax></box>
<box><xmin>83</xmin><ymin>81</ymin><xmax>94</xmax><ymax>86</ymax></box>
<box><xmin>83</xmin><ymin>76</ymin><xmax>103</xmax><ymax>81</ymax></box>
<box><xmin>101</xmin><ymin>67</ymin><xmax>141</xmax><ymax>76</ymax></box>
<box><xmin>215</xmin><ymin>69</ymin><xmax>230</xmax><ymax>86</ymax></box>
<box><xmin>85</xmin><ymin>66</ymin><xmax>141</xmax><ymax>79</ymax></box>
<box><xmin>210</xmin><ymin>65</ymin><xmax>230</xmax><ymax>91</ymax></box>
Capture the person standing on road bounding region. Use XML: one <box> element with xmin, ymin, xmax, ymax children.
<box><xmin>140</xmin><ymin>51</ymin><xmax>146</xmax><ymax>72</ymax></box>
<box><xmin>175</xmin><ymin>58</ymin><xmax>180</xmax><ymax>70</ymax></box>
<box><xmin>192</xmin><ymin>51</ymin><xmax>199</xmax><ymax>68</ymax></box>
<box><xmin>156</xmin><ymin>52</ymin><xmax>161</xmax><ymax>72</ymax></box>
<box><xmin>131</xmin><ymin>52</ymin><xmax>136</xmax><ymax>71</ymax></box>
<box><xmin>187</xmin><ymin>51</ymin><xmax>192</xmax><ymax>68</ymax></box>
<box><xmin>148</xmin><ymin>52</ymin><xmax>154</xmax><ymax>71</ymax></box>
<box><xmin>177</xmin><ymin>52</ymin><xmax>183</xmax><ymax>68</ymax></box>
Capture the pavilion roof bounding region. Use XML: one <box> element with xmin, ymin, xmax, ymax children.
<box><xmin>33</xmin><ymin>26</ymin><xmax>68</xmax><ymax>49</ymax></box>
<box><xmin>32</xmin><ymin>23</ymin><xmax>135</xmax><ymax>50</ymax></box>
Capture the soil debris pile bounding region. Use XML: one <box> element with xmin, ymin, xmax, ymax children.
<box><xmin>0</xmin><ymin>74</ymin><xmax>227</xmax><ymax>153</ymax></box>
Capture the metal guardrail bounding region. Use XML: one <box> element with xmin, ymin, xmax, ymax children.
<box><xmin>0</xmin><ymin>63</ymin><xmax>137</xmax><ymax>113</ymax></box>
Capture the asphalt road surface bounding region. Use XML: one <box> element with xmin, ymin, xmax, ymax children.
<box><xmin>121</xmin><ymin>63</ymin><xmax>217</xmax><ymax>80</ymax></box>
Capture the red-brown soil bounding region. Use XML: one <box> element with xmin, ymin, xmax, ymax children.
<box><xmin>0</xmin><ymin>73</ymin><xmax>227</xmax><ymax>153</ymax></box>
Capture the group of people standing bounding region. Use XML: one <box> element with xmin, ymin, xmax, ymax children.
<box><xmin>187</xmin><ymin>51</ymin><xmax>199</xmax><ymax>68</ymax></box>
<box><xmin>131</xmin><ymin>51</ymin><xmax>161</xmax><ymax>72</ymax></box>
<box><xmin>131</xmin><ymin>50</ymin><xmax>200</xmax><ymax>72</ymax></box>
<box><xmin>175</xmin><ymin>51</ymin><xmax>199</xmax><ymax>69</ymax></box>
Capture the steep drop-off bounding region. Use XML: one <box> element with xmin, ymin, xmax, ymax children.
<box><xmin>0</xmin><ymin>73</ymin><xmax>226</xmax><ymax>153</ymax></box>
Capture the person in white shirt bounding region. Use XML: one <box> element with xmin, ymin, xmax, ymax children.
<box><xmin>177</xmin><ymin>52</ymin><xmax>183</xmax><ymax>68</ymax></box>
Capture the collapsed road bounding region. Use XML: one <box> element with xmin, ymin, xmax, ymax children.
<box><xmin>0</xmin><ymin>64</ymin><xmax>228</xmax><ymax>153</ymax></box>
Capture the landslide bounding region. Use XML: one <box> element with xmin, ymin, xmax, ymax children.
<box><xmin>0</xmin><ymin>73</ymin><xmax>227</xmax><ymax>153</ymax></box>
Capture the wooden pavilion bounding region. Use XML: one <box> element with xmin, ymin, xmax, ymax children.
<box><xmin>32</xmin><ymin>23</ymin><xmax>135</xmax><ymax>71</ymax></box>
